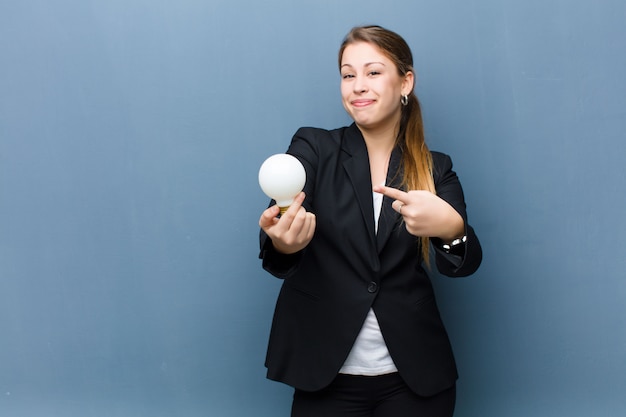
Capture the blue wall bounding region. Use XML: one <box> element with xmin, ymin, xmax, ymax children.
<box><xmin>1</xmin><ymin>1</ymin><xmax>624</xmax><ymax>416</ymax></box>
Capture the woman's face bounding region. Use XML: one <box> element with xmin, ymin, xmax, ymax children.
<box><xmin>340</xmin><ymin>42</ymin><xmax>413</xmax><ymax>133</ymax></box>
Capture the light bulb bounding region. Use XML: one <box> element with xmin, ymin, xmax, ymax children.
<box><xmin>258</xmin><ymin>154</ymin><xmax>306</xmax><ymax>214</ymax></box>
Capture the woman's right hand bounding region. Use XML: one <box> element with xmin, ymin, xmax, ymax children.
<box><xmin>259</xmin><ymin>192</ymin><xmax>316</xmax><ymax>254</ymax></box>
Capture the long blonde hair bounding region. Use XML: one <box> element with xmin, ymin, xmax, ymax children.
<box><xmin>339</xmin><ymin>25</ymin><xmax>435</xmax><ymax>263</ymax></box>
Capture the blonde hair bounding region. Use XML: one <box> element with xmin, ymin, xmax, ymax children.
<box><xmin>339</xmin><ymin>25</ymin><xmax>435</xmax><ymax>263</ymax></box>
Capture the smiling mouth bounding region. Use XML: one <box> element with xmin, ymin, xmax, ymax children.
<box><xmin>351</xmin><ymin>99</ymin><xmax>375</xmax><ymax>107</ymax></box>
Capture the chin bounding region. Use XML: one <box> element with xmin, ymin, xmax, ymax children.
<box><xmin>350</xmin><ymin>113</ymin><xmax>374</xmax><ymax>126</ymax></box>
<box><xmin>354</xmin><ymin>118</ymin><xmax>378</xmax><ymax>129</ymax></box>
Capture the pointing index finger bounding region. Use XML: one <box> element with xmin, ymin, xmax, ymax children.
<box><xmin>373</xmin><ymin>185</ymin><xmax>407</xmax><ymax>203</ymax></box>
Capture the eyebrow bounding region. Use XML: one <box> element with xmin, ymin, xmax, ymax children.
<box><xmin>340</xmin><ymin>61</ymin><xmax>387</xmax><ymax>69</ymax></box>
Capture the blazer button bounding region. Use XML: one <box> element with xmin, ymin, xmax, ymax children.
<box><xmin>367</xmin><ymin>282</ymin><xmax>378</xmax><ymax>293</ymax></box>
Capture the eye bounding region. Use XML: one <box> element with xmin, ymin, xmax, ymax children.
<box><xmin>368</xmin><ymin>71</ymin><xmax>381</xmax><ymax>76</ymax></box>
<box><xmin>342</xmin><ymin>73</ymin><xmax>355</xmax><ymax>79</ymax></box>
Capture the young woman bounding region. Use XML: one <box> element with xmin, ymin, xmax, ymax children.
<box><xmin>258</xmin><ymin>25</ymin><xmax>482</xmax><ymax>417</ymax></box>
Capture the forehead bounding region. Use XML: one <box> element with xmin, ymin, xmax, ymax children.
<box><xmin>341</xmin><ymin>42</ymin><xmax>392</xmax><ymax>66</ymax></box>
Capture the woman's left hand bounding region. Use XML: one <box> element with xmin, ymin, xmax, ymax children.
<box><xmin>373</xmin><ymin>185</ymin><xmax>464</xmax><ymax>242</ymax></box>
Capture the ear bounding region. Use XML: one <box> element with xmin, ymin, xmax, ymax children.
<box><xmin>402</xmin><ymin>71</ymin><xmax>415</xmax><ymax>96</ymax></box>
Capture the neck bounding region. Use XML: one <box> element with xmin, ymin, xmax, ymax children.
<box><xmin>359</xmin><ymin>123</ymin><xmax>398</xmax><ymax>187</ymax></box>
<box><xmin>359</xmin><ymin>122</ymin><xmax>398</xmax><ymax>157</ymax></box>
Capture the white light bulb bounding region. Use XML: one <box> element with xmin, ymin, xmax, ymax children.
<box><xmin>258</xmin><ymin>154</ymin><xmax>306</xmax><ymax>213</ymax></box>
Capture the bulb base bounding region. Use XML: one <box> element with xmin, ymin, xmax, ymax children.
<box><xmin>279</xmin><ymin>206</ymin><xmax>289</xmax><ymax>216</ymax></box>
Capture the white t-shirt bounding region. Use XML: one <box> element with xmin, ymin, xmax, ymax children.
<box><xmin>339</xmin><ymin>188</ymin><xmax>398</xmax><ymax>376</ymax></box>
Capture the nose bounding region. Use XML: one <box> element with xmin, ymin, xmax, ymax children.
<box><xmin>353</xmin><ymin>75</ymin><xmax>368</xmax><ymax>94</ymax></box>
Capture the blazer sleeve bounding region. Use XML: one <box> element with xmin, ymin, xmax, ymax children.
<box><xmin>430</xmin><ymin>152</ymin><xmax>482</xmax><ymax>277</ymax></box>
<box><xmin>258</xmin><ymin>232</ymin><xmax>303</xmax><ymax>279</ymax></box>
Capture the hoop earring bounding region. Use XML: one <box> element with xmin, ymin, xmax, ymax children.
<box><xmin>401</xmin><ymin>94</ymin><xmax>409</xmax><ymax>106</ymax></box>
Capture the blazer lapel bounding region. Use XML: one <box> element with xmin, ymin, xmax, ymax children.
<box><xmin>340</xmin><ymin>124</ymin><xmax>404</xmax><ymax>255</ymax></box>
<box><xmin>341</xmin><ymin>125</ymin><xmax>377</xmax><ymax>248</ymax></box>
<box><xmin>376</xmin><ymin>146</ymin><xmax>404</xmax><ymax>252</ymax></box>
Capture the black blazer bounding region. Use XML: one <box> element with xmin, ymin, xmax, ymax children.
<box><xmin>259</xmin><ymin>124</ymin><xmax>482</xmax><ymax>396</ymax></box>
